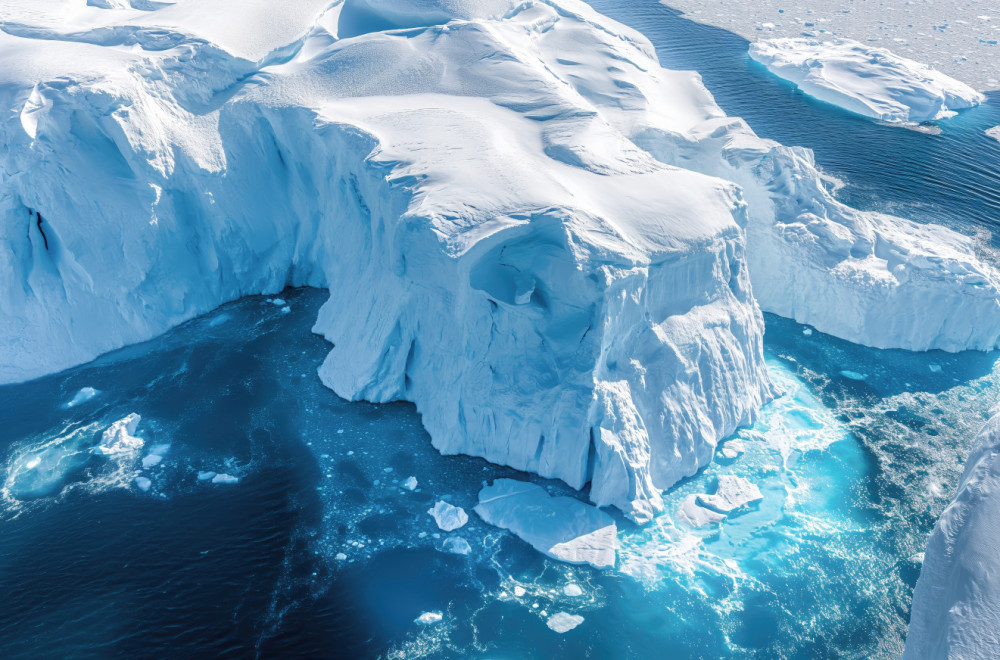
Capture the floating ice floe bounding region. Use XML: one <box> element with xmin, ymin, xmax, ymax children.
<box><xmin>563</xmin><ymin>584</ymin><xmax>583</xmax><ymax>597</ymax></box>
<box><xmin>840</xmin><ymin>370</ymin><xmax>867</xmax><ymax>381</ymax></box>
<box><xmin>677</xmin><ymin>494</ymin><xmax>727</xmax><ymax>528</ymax></box>
<box><xmin>546</xmin><ymin>612</ymin><xmax>584</xmax><ymax>633</ymax></box>
<box><xmin>63</xmin><ymin>387</ymin><xmax>99</xmax><ymax>409</ymax></box>
<box><xmin>697</xmin><ymin>475</ymin><xmax>763</xmax><ymax>514</ymax></box>
<box><xmin>749</xmin><ymin>38</ymin><xmax>984</xmax><ymax>122</ymax></box>
<box><xmin>415</xmin><ymin>611</ymin><xmax>443</xmax><ymax>625</ymax></box>
<box><xmin>96</xmin><ymin>414</ymin><xmax>144</xmax><ymax>457</ymax></box>
<box><xmin>475</xmin><ymin>479</ymin><xmax>617</xmax><ymax>569</ymax></box>
<box><xmin>211</xmin><ymin>473</ymin><xmax>239</xmax><ymax>485</ymax></box>
<box><xmin>718</xmin><ymin>439</ymin><xmax>745</xmax><ymax>460</ymax></box>
<box><xmin>402</xmin><ymin>476</ymin><xmax>418</xmax><ymax>491</ymax></box>
<box><xmin>428</xmin><ymin>501</ymin><xmax>468</xmax><ymax>531</ymax></box>
<box><xmin>134</xmin><ymin>476</ymin><xmax>151</xmax><ymax>492</ymax></box>
<box><xmin>988</xmin><ymin>126</ymin><xmax>1000</xmax><ymax>143</ymax></box>
<box><xmin>441</xmin><ymin>536</ymin><xmax>472</xmax><ymax>555</ymax></box>
<box><xmin>197</xmin><ymin>471</ymin><xmax>217</xmax><ymax>481</ymax></box>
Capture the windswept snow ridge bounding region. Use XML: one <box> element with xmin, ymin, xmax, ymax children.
<box><xmin>906</xmin><ymin>413</ymin><xmax>1000</xmax><ymax>660</ymax></box>
<box><xmin>0</xmin><ymin>0</ymin><xmax>997</xmax><ymax>519</ymax></box>
<box><xmin>749</xmin><ymin>38</ymin><xmax>985</xmax><ymax>123</ymax></box>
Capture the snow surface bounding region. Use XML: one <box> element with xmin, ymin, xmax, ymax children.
<box><xmin>475</xmin><ymin>479</ymin><xmax>617</xmax><ymax>569</ymax></box>
<box><xmin>906</xmin><ymin>413</ymin><xmax>1000</xmax><ymax>660</ymax></box>
<box><xmin>663</xmin><ymin>0</ymin><xmax>1000</xmax><ymax>91</ymax></box>
<box><xmin>749</xmin><ymin>38</ymin><xmax>985</xmax><ymax>123</ymax></box>
<box><xmin>428</xmin><ymin>500</ymin><xmax>468</xmax><ymax>531</ymax></box>
<box><xmin>1</xmin><ymin>0</ymin><xmax>998</xmax><ymax>520</ymax></box>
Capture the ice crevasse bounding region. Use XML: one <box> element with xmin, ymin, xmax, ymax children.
<box><xmin>0</xmin><ymin>0</ymin><xmax>998</xmax><ymax>521</ymax></box>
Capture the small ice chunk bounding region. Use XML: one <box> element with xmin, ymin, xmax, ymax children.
<box><xmin>929</xmin><ymin>364</ymin><xmax>943</xmax><ymax>373</ymax></box>
<box><xmin>428</xmin><ymin>500</ymin><xmax>468</xmax><ymax>531</ymax></box>
<box><xmin>383</xmin><ymin>467</ymin><xmax>393</xmax><ymax>473</ymax></box>
<box><xmin>840</xmin><ymin>370</ymin><xmax>867</xmax><ymax>381</ymax></box>
<box><xmin>678</xmin><ymin>493</ymin><xmax>726</xmax><ymax>527</ymax></box>
<box><xmin>402</xmin><ymin>476</ymin><xmax>418</xmax><ymax>491</ymax></box>
<box><xmin>212</xmin><ymin>473</ymin><xmax>239</xmax><ymax>484</ymax></box>
<box><xmin>272</xmin><ymin>298</ymin><xmax>286</xmax><ymax>306</ymax></box>
<box><xmin>96</xmin><ymin>414</ymin><xmax>144</xmax><ymax>456</ymax></box>
<box><xmin>985</xmin><ymin>126</ymin><xmax>1000</xmax><ymax>143</ymax></box>
<box><xmin>802</xmin><ymin>328</ymin><xmax>813</xmax><ymax>336</ymax></box>
<box><xmin>197</xmin><ymin>471</ymin><xmax>217</xmax><ymax>481</ymax></box>
<box><xmin>563</xmin><ymin>584</ymin><xmax>583</xmax><ymax>597</ymax></box>
<box><xmin>209</xmin><ymin>314</ymin><xmax>230</xmax><ymax>327</ymax></box>
<box><xmin>718</xmin><ymin>438</ymin><xmax>745</xmax><ymax>460</ymax></box>
<box><xmin>281</xmin><ymin>306</ymin><xmax>291</xmax><ymax>314</ymax></box>
<box><xmin>335</xmin><ymin>552</ymin><xmax>347</xmax><ymax>561</ymax></box>
<box><xmin>142</xmin><ymin>454</ymin><xmax>163</xmax><ymax>468</ymax></box>
<box><xmin>546</xmin><ymin>612</ymin><xmax>584</xmax><ymax>633</ymax></box>
<box><xmin>514</xmin><ymin>586</ymin><xmax>526</xmax><ymax>597</ymax></box>
<box><xmin>442</xmin><ymin>536</ymin><xmax>472</xmax><ymax>555</ymax></box>
<box><xmin>415</xmin><ymin>611</ymin><xmax>442</xmax><ymax>625</ymax></box>
<box><xmin>134</xmin><ymin>476</ymin><xmax>152</xmax><ymax>492</ymax></box>
<box><xmin>64</xmin><ymin>387</ymin><xmax>99</xmax><ymax>409</ymax></box>
<box><xmin>697</xmin><ymin>475</ymin><xmax>763</xmax><ymax>513</ymax></box>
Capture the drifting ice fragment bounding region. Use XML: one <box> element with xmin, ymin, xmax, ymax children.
<box><xmin>697</xmin><ymin>475</ymin><xmax>763</xmax><ymax>513</ymax></box>
<box><xmin>428</xmin><ymin>501</ymin><xmax>468</xmax><ymax>531</ymax></box>
<box><xmin>415</xmin><ymin>612</ymin><xmax>443</xmax><ymax>625</ymax></box>
<box><xmin>442</xmin><ymin>536</ymin><xmax>472</xmax><ymax>555</ymax></box>
<box><xmin>142</xmin><ymin>454</ymin><xmax>163</xmax><ymax>468</ymax></box>
<box><xmin>134</xmin><ymin>476</ymin><xmax>151</xmax><ymax>492</ymax></box>
<box><xmin>197</xmin><ymin>471</ymin><xmax>217</xmax><ymax>481</ymax></box>
<box><xmin>96</xmin><ymin>414</ymin><xmax>144</xmax><ymax>456</ymax></box>
<box><xmin>211</xmin><ymin>473</ymin><xmax>239</xmax><ymax>485</ymax></box>
<box><xmin>546</xmin><ymin>612</ymin><xmax>584</xmax><ymax>633</ymax></box>
<box><xmin>402</xmin><ymin>476</ymin><xmax>418</xmax><ymax>491</ymax></box>
<box><xmin>63</xmin><ymin>387</ymin><xmax>99</xmax><ymax>409</ymax></box>
<box><xmin>678</xmin><ymin>493</ymin><xmax>727</xmax><ymax>527</ymax></box>
<box><xmin>718</xmin><ymin>439</ymin><xmax>745</xmax><ymax>460</ymax></box>
<box><xmin>563</xmin><ymin>584</ymin><xmax>583</xmax><ymax>597</ymax></box>
<box><xmin>475</xmin><ymin>479</ymin><xmax>617</xmax><ymax>569</ymax></box>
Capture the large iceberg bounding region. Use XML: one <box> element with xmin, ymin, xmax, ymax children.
<box><xmin>0</xmin><ymin>0</ymin><xmax>998</xmax><ymax>519</ymax></box>
<box><xmin>905</xmin><ymin>414</ymin><xmax>1000</xmax><ymax>660</ymax></box>
<box><xmin>749</xmin><ymin>38</ymin><xmax>985</xmax><ymax>123</ymax></box>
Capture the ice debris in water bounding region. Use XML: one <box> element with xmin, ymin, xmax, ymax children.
<box><xmin>63</xmin><ymin>387</ymin><xmax>99</xmax><ymax>409</ymax></box>
<box><xmin>546</xmin><ymin>612</ymin><xmax>584</xmax><ymax>633</ymax></box>
<box><xmin>415</xmin><ymin>612</ymin><xmax>443</xmax><ymax>625</ymax></box>
<box><xmin>96</xmin><ymin>414</ymin><xmax>144</xmax><ymax>457</ymax></box>
<box><xmin>442</xmin><ymin>536</ymin><xmax>472</xmax><ymax>555</ymax></box>
<box><xmin>197</xmin><ymin>471</ymin><xmax>217</xmax><ymax>481</ymax></box>
<box><xmin>475</xmin><ymin>479</ymin><xmax>617</xmax><ymax>569</ymax></box>
<box><xmin>428</xmin><ymin>500</ymin><xmax>468</xmax><ymax>531</ymax></box>
<box><xmin>211</xmin><ymin>473</ymin><xmax>239</xmax><ymax>485</ymax></box>
<box><xmin>563</xmin><ymin>584</ymin><xmax>583</xmax><ymax>597</ymax></box>
<box><xmin>698</xmin><ymin>475</ymin><xmax>763</xmax><ymax>513</ymax></box>
<box><xmin>929</xmin><ymin>364</ymin><xmax>943</xmax><ymax>373</ymax></box>
<box><xmin>142</xmin><ymin>454</ymin><xmax>163</xmax><ymax>468</ymax></box>
<box><xmin>840</xmin><ymin>370</ymin><xmax>867</xmax><ymax>381</ymax></box>
<box><xmin>678</xmin><ymin>494</ymin><xmax>727</xmax><ymax>528</ymax></box>
<box><xmin>402</xmin><ymin>476</ymin><xmax>418</xmax><ymax>491</ymax></box>
<box><xmin>281</xmin><ymin>306</ymin><xmax>291</xmax><ymax>314</ymax></box>
<box><xmin>718</xmin><ymin>438</ymin><xmax>745</xmax><ymax>460</ymax></box>
<box><xmin>988</xmin><ymin>126</ymin><xmax>1000</xmax><ymax>143</ymax></box>
<box><xmin>803</xmin><ymin>328</ymin><xmax>813</xmax><ymax>336</ymax></box>
<box><xmin>271</xmin><ymin>298</ymin><xmax>286</xmax><ymax>306</ymax></box>
<box><xmin>134</xmin><ymin>476</ymin><xmax>151</xmax><ymax>492</ymax></box>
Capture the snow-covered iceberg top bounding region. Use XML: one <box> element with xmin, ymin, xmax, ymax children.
<box><xmin>906</xmin><ymin>413</ymin><xmax>1000</xmax><ymax>660</ymax></box>
<box><xmin>475</xmin><ymin>479</ymin><xmax>617</xmax><ymax>569</ymax></box>
<box><xmin>749</xmin><ymin>38</ymin><xmax>985</xmax><ymax>123</ymax></box>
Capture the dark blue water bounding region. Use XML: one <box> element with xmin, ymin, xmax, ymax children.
<box><xmin>2</xmin><ymin>4</ymin><xmax>1000</xmax><ymax>659</ymax></box>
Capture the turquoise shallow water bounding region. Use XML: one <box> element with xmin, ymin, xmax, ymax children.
<box><xmin>2</xmin><ymin>3</ymin><xmax>1000</xmax><ymax>659</ymax></box>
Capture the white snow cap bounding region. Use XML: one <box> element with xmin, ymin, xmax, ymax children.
<box><xmin>475</xmin><ymin>479</ymin><xmax>617</xmax><ymax>569</ymax></box>
<box><xmin>749</xmin><ymin>38</ymin><xmax>984</xmax><ymax>123</ymax></box>
<box><xmin>428</xmin><ymin>500</ymin><xmax>468</xmax><ymax>531</ymax></box>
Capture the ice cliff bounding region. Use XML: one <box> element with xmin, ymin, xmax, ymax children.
<box><xmin>749</xmin><ymin>38</ymin><xmax>985</xmax><ymax>123</ymax></box>
<box><xmin>906</xmin><ymin>412</ymin><xmax>1000</xmax><ymax>660</ymax></box>
<box><xmin>0</xmin><ymin>0</ymin><xmax>998</xmax><ymax>520</ymax></box>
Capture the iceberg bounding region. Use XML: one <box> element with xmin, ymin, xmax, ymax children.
<box><xmin>0</xmin><ymin>0</ymin><xmax>997</xmax><ymax>519</ymax></box>
<box><xmin>428</xmin><ymin>501</ymin><xmax>468</xmax><ymax>532</ymax></box>
<box><xmin>96</xmin><ymin>414</ymin><xmax>144</xmax><ymax>457</ymax></box>
<box><xmin>441</xmin><ymin>536</ymin><xmax>472</xmax><ymax>555</ymax></box>
<box><xmin>63</xmin><ymin>387</ymin><xmax>100</xmax><ymax>409</ymax></box>
<box><xmin>475</xmin><ymin>479</ymin><xmax>617</xmax><ymax>569</ymax></box>
<box><xmin>749</xmin><ymin>38</ymin><xmax>985</xmax><ymax>122</ymax></box>
<box><xmin>905</xmin><ymin>414</ymin><xmax>1000</xmax><ymax>660</ymax></box>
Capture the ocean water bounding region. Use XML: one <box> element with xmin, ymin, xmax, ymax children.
<box><xmin>2</xmin><ymin>3</ymin><xmax>999</xmax><ymax>660</ymax></box>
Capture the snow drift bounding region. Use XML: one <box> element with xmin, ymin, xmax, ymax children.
<box><xmin>749</xmin><ymin>38</ymin><xmax>985</xmax><ymax>123</ymax></box>
<box><xmin>905</xmin><ymin>413</ymin><xmax>1000</xmax><ymax>660</ymax></box>
<box><xmin>0</xmin><ymin>0</ymin><xmax>998</xmax><ymax>519</ymax></box>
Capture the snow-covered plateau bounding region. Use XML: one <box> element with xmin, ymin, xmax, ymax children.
<box><xmin>906</xmin><ymin>412</ymin><xmax>1000</xmax><ymax>660</ymax></box>
<box><xmin>749</xmin><ymin>38</ymin><xmax>985</xmax><ymax>123</ymax></box>
<box><xmin>1</xmin><ymin>0</ymin><xmax>999</xmax><ymax>520</ymax></box>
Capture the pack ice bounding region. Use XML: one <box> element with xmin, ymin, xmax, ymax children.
<box><xmin>0</xmin><ymin>0</ymin><xmax>998</xmax><ymax>521</ymax></box>
<box><xmin>906</xmin><ymin>414</ymin><xmax>1000</xmax><ymax>660</ymax></box>
<box><xmin>749</xmin><ymin>38</ymin><xmax>985</xmax><ymax>123</ymax></box>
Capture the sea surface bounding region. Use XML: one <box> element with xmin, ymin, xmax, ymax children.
<box><xmin>2</xmin><ymin>2</ymin><xmax>999</xmax><ymax>659</ymax></box>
